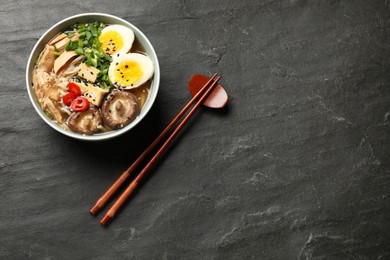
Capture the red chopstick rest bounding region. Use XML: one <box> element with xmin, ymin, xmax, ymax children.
<box><xmin>188</xmin><ymin>74</ymin><xmax>228</xmax><ymax>108</ymax></box>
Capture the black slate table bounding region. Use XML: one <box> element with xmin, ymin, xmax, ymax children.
<box><xmin>1</xmin><ymin>1</ymin><xmax>390</xmax><ymax>259</ymax></box>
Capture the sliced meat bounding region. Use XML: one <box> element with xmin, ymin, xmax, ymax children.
<box><xmin>49</xmin><ymin>33</ymin><xmax>67</xmax><ymax>45</ymax></box>
<box><xmin>67</xmin><ymin>108</ymin><xmax>103</xmax><ymax>135</ymax></box>
<box><xmin>37</xmin><ymin>45</ymin><xmax>56</xmax><ymax>73</ymax></box>
<box><xmin>32</xmin><ymin>68</ymin><xmax>67</xmax><ymax>123</ymax></box>
<box><xmin>32</xmin><ymin>68</ymin><xmax>61</xmax><ymax>101</ymax></box>
<box><xmin>101</xmin><ymin>91</ymin><xmax>140</xmax><ymax>129</ymax></box>
<box><xmin>49</xmin><ymin>32</ymin><xmax>78</xmax><ymax>48</ymax></box>
<box><xmin>54</xmin><ymin>37</ymin><xmax>70</xmax><ymax>51</ymax></box>
<box><xmin>42</xmin><ymin>98</ymin><xmax>67</xmax><ymax>123</ymax></box>
<box><xmin>33</xmin><ymin>68</ymin><xmax>55</xmax><ymax>100</ymax></box>
<box><xmin>54</xmin><ymin>51</ymin><xmax>77</xmax><ymax>75</ymax></box>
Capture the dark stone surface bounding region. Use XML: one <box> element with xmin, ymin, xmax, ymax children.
<box><xmin>1</xmin><ymin>0</ymin><xmax>390</xmax><ymax>259</ymax></box>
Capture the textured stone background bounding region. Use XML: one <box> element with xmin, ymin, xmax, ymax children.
<box><xmin>1</xmin><ymin>0</ymin><xmax>390</xmax><ymax>259</ymax></box>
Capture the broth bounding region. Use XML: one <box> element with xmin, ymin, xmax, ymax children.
<box><xmin>130</xmin><ymin>37</ymin><xmax>146</xmax><ymax>54</ymax></box>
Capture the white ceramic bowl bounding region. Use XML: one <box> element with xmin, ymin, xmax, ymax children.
<box><xmin>26</xmin><ymin>13</ymin><xmax>160</xmax><ymax>141</ymax></box>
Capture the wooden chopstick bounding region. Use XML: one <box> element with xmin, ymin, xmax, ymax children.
<box><xmin>100</xmin><ymin>75</ymin><xmax>221</xmax><ymax>225</ymax></box>
<box><xmin>90</xmin><ymin>73</ymin><xmax>219</xmax><ymax>215</ymax></box>
<box><xmin>90</xmin><ymin>73</ymin><xmax>218</xmax><ymax>215</ymax></box>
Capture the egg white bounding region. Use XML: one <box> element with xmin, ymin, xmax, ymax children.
<box><xmin>99</xmin><ymin>25</ymin><xmax>134</xmax><ymax>55</ymax></box>
<box><xmin>108</xmin><ymin>53</ymin><xmax>154</xmax><ymax>89</ymax></box>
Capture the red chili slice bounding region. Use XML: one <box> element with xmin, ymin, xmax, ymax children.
<box><xmin>63</xmin><ymin>93</ymin><xmax>78</xmax><ymax>106</ymax></box>
<box><xmin>71</xmin><ymin>97</ymin><xmax>90</xmax><ymax>112</ymax></box>
<box><xmin>68</xmin><ymin>82</ymin><xmax>81</xmax><ymax>96</ymax></box>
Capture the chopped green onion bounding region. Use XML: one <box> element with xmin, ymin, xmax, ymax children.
<box><xmin>64</xmin><ymin>21</ymin><xmax>113</xmax><ymax>89</ymax></box>
<box><xmin>75</xmin><ymin>47</ymin><xmax>83</xmax><ymax>55</ymax></box>
<box><xmin>53</xmin><ymin>46</ymin><xmax>61</xmax><ymax>56</ymax></box>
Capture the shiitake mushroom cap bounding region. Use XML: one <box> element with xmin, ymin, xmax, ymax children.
<box><xmin>67</xmin><ymin>107</ymin><xmax>103</xmax><ymax>135</ymax></box>
<box><xmin>101</xmin><ymin>90</ymin><xmax>140</xmax><ymax>129</ymax></box>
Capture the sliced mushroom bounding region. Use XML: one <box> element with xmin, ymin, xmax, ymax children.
<box><xmin>54</xmin><ymin>50</ymin><xmax>77</xmax><ymax>75</ymax></box>
<box><xmin>101</xmin><ymin>91</ymin><xmax>140</xmax><ymax>129</ymax></box>
<box><xmin>67</xmin><ymin>108</ymin><xmax>103</xmax><ymax>135</ymax></box>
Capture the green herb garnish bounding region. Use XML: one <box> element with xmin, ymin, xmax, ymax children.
<box><xmin>65</xmin><ymin>21</ymin><xmax>113</xmax><ymax>89</ymax></box>
<box><xmin>52</xmin><ymin>46</ymin><xmax>61</xmax><ymax>56</ymax></box>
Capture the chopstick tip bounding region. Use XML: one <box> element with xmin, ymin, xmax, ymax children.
<box><xmin>100</xmin><ymin>215</ymin><xmax>112</xmax><ymax>226</ymax></box>
<box><xmin>90</xmin><ymin>205</ymin><xmax>100</xmax><ymax>215</ymax></box>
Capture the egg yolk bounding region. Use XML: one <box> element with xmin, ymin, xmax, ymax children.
<box><xmin>114</xmin><ymin>61</ymin><xmax>143</xmax><ymax>86</ymax></box>
<box><xmin>99</xmin><ymin>31</ymin><xmax>124</xmax><ymax>55</ymax></box>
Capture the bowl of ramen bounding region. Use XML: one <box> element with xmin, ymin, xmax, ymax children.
<box><xmin>26</xmin><ymin>13</ymin><xmax>160</xmax><ymax>141</ymax></box>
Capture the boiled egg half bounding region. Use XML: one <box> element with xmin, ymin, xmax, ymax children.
<box><xmin>108</xmin><ymin>53</ymin><xmax>154</xmax><ymax>89</ymax></box>
<box><xmin>99</xmin><ymin>25</ymin><xmax>134</xmax><ymax>55</ymax></box>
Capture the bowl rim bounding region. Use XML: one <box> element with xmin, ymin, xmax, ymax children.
<box><xmin>26</xmin><ymin>13</ymin><xmax>160</xmax><ymax>141</ymax></box>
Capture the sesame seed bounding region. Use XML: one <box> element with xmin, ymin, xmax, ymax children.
<box><xmin>90</xmin><ymin>71</ymin><xmax>93</xmax><ymax>75</ymax></box>
<box><xmin>117</xmin><ymin>54</ymin><xmax>120</xmax><ymax>57</ymax></box>
<box><xmin>116</xmin><ymin>63</ymin><xmax>118</xmax><ymax>65</ymax></box>
<box><xmin>125</xmin><ymin>65</ymin><xmax>128</xmax><ymax>69</ymax></box>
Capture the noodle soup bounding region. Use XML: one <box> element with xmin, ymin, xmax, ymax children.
<box><xmin>32</xmin><ymin>21</ymin><xmax>154</xmax><ymax>135</ymax></box>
